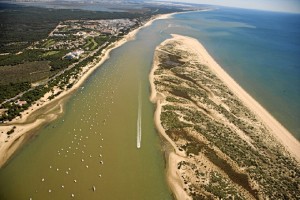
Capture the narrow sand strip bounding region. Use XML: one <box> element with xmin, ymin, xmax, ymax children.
<box><xmin>170</xmin><ymin>34</ymin><xmax>300</xmax><ymax>162</ymax></box>
<box><xmin>149</xmin><ymin>37</ymin><xmax>192</xmax><ymax>200</ymax></box>
<box><xmin>150</xmin><ymin>34</ymin><xmax>300</xmax><ymax>200</ymax></box>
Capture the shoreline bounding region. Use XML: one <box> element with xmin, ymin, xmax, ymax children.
<box><xmin>149</xmin><ymin>51</ymin><xmax>191</xmax><ymax>200</ymax></box>
<box><xmin>149</xmin><ymin>34</ymin><xmax>300</xmax><ymax>198</ymax></box>
<box><xmin>170</xmin><ymin>34</ymin><xmax>300</xmax><ymax>162</ymax></box>
<box><xmin>0</xmin><ymin>12</ymin><xmax>175</xmax><ymax>168</ymax></box>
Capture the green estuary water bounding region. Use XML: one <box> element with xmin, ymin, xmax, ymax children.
<box><xmin>0</xmin><ymin>19</ymin><xmax>172</xmax><ymax>200</ymax></box>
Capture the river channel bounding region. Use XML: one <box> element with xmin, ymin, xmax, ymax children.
<box><xmin>0</xmin><ymin>18</ymin><xmax>173</xmax><ymax>200</ymax></box>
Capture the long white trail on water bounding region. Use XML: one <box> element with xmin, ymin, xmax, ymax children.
<box><xmin>137</xmin><ymin>84</ymin><xmax>142</xmax><ymax>149</ymax></box>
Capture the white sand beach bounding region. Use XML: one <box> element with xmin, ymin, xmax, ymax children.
<box><xmin>170</xmin><ymin>34</ymin><xmax>300</xmax><ymax>162</ymax></box>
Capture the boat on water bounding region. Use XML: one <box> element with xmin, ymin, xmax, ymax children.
<box><xmin>137</xmin><ymin>85</ymin><xmax>142</xmax><ymax>149</ymax></box>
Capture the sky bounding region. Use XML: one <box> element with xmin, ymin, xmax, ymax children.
<box><xmin>156</xmin><ymin>0</ymin><xmax>300</xmax><ymax>13</ymax></box>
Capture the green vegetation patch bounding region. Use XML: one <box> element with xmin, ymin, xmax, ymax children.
<box><xmin>0</xmin><ymin>82</ymin><xmax>31</xmax><ymax>103</ymax></box>
<box><xmin>158</xmin><ymin>53</ymin><xmax>185</xmax><ymax>69</ymax></box>
<box><xmin>204</xmin><ymin>172</ymin><xmax>245</xmax><ymax>200</ymax></box>
<box><xmin>0</xmin><ymin>49</ymin><xmax>44</xmax><ymax>66</ymax></box>
<box><xmin>42</xmin><ymin>51</ymin><xmax>60</xmax><ymax>57</ymax></box>
<box><xmin>0</xmin><ymin>61</ymin><xmax>50</xmax><ymax>85</ymax></box>
<box><xmin>166</xmin><ymin>96</ymin><xmax>189</xmax><ymax>104</ymax></box>
<box><xmin>42</xmin><ymin>39</ymin><xmax>56</xmax><ymax>48</ymax></box>
<box><xmin>94</xmin><ymin>36</ymin><xmax>108</xmax><ymax>46</ymax></box>
<box><xmin>84</xmin><ymin>37</ymin><xmax>98</xmax><ymax>51</ymax></box>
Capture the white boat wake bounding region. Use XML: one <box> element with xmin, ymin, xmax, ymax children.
<box><xmin>137</xmin><ymin>85</ymin><xmax>142</xmax><ymax>149</ymax></box>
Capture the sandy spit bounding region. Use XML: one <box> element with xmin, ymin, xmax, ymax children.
<box><xmin>170</xmin><ymin>34</ymin><xmax>300</xmax><ymax>162</ymax></box>
<box><xmin>149</xmin><ymin>40</ymin><xmax>191</xmax><ymax>200</ymax></box>
<box><xmin>149</xmin><ymin>34</ymin><xmax>300</xmax><ymax>199</ymax></box>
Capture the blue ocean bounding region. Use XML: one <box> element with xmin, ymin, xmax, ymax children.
<box><xmin>161</xmin><ymin>8</ymin><xmax>300</xmax><ymax>139</ymax></box>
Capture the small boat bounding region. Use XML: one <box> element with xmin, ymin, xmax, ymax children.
<box><xmin>137</xmin><ymin>84</ymin><xmax>142</xmax><ymax>149</ymax></box>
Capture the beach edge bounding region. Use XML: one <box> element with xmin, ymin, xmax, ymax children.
<box><xmin>149</xmin><ymin>34</ymin><xmax>300</xmax><ymax>199</ymax></box>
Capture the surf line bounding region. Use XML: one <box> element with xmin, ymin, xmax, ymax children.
<box><xmin>137</xmin><ymin>84</ymin><xmax>142</xmax><ymax>149</ymax></box>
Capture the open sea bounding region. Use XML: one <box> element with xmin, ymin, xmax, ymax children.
<box><xmin>166</xmin><ymin>8</ymin><xmax>300</xmax><ymax>139</ymax></box>
<box><xmin>0</xmin><ymin>6</ymin><xmax>299</xmax><ymax>199</ymax></box>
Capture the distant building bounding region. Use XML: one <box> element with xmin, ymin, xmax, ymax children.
<box><xmin>74</xmin><ymin>31</ymin><xmax>87</xmax><ymax>37</ymax></box>
<box><xmin>15</xmin><ymin>100</ymin><xmax>27</xmax><ymax>106</ymax></box>
<box><xmin>52</xmin><ymin>33</ymin><xmax>66</xmax><ymax>37</ymax></box>
<box><xmin>64</xmin><ymin>49</ymin><xmax>84</xmax><ymax>60</ymax></box>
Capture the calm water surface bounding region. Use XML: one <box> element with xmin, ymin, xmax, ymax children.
<box><xmin>1</xmin><ymin>8</ymin><xmax>299</xmax><ymax>199</ymax></box>
<box><xmin>167</xmin><ymin>8</ymin><xmax>300</xmax><ymax>138</ymax></box>
<box><xmin>0</xmin><ymin>19</ymin><xmax>172</xmax><ymax>200</ymax></box>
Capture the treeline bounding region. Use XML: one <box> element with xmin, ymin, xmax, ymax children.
<box><xmin>94</xmin><ymin>36</ymin><xmax>108</xmax><ymax>47</ymax></box>
<box><xmin>0</xmin><ymin>49</ymin><xmax>44</xmax><ymax>66</ymax></box>
<box><xmin>145</xmin><ymin>7</ymin><xmax>183</xmax><ymax>15</ymax></box>
<box><xmin>0</xmin><ymin>82</ymin><xmax>31</xmax><ymax>103</ymax></box>
<box><xmin>0</xmin><ymin>49</ymin><xmax>76</xmax><ymax>71</ymax></box>
<box><xmin>0</xmin><ymin>85</ymin><xmax>50</xmax><ymax>121</ymax></box>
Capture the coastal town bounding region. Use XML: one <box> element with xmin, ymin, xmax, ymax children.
<box><xmin>0</xmin><ymin>17</ymin><xmax>142</xmax><ymax>123</ymax></box>
<box><xmin>45</xmin><ymin>18</ymin><xmax>140</xmax><ymax>51</ymax></box>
